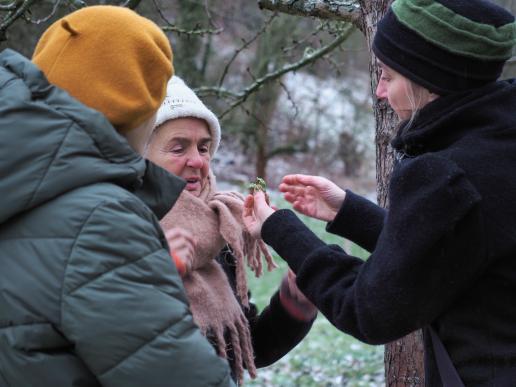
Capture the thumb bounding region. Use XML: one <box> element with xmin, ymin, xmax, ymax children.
<box><xmin>252</xmin><ymin>191</ymin><xmax>275</xmax><ymax>222</ymax></box>
<box><xmin>253</xmin><ymin>191</ymin><xmax>268</xmax><ymax>208</ymax></box>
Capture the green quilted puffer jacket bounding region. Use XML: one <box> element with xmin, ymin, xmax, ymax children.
<box><xmin>0</xmin><ymin>49</ymin><xmax>234</xmax><ymax>387</ymax></box>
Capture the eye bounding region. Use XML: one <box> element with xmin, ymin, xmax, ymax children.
<box><xmin>170</xmin><ymin>145</ymin><xmax>184</xmax><ymax>155</ymax></box>
<box><xmin>199</xmin><ymin>144</ymin><xmax>210</xmax><ymax>154</ymax></box>
<box><xmin>380</xmin><ymin>70</ymin><xmax>391</xmax><ymax>82</ymax></box>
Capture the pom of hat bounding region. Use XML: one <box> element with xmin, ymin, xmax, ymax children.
<box><xmin>373</xmin><ymin>0</ymin><xmax>516</xmax><ymax>94</ymax></box>
<box><xmin>155</xmin><ymin>76</ymin><xmax>221</xmax><ymax>156</ymax></box>
<box><xmin>32</xmin><ymin>5</ymin><xmax>173</xmax><ymax>132</ymax></box>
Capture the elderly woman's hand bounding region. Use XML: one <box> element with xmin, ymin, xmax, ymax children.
<box><xmin>242</xmin><ymin>191</ymin><xmax>275</xmax><ymax>239</ymax></box>
<box><xmin>165</xmin><ymin>227</ymin><xmax>196</xmax><ymax>277</ymax></box>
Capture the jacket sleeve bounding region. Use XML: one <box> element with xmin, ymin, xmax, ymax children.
<box><xmin>261</xmin><ymin>154</ymin><xmax>483</xmax><ymax>345</ymax></box>
<box><xmin>247</xmin><ymin>291</ymin><xmax>314</xmax><ymax>368</ymax></box>
<box><xmin>61</xmin><ymin>196</ymin><xmax>235</xmax><ymax>387</ymax></box>
<box><xmin>326</xmin><ymin>190</ymin><xmax>386</xmax><ymax>252</ymax></box>
<box><xmin>217</xmin><ymin>250</ymin><xmax>313</xmax><ymax>368</ymax></box>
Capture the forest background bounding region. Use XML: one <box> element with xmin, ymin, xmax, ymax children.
<box><xmin>1</xmin><ymin>0</ymin><xmax>515</xmax><ymax>385</ymax></box>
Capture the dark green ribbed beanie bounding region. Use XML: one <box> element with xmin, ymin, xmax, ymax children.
<box><xmin>373</xmin><ymin>0</ymin><xmax>516</xmax><ymax>95</ymax></box>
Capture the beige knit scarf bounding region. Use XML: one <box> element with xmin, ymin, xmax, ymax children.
<box><xmin>160</xmin><ymin>171</ymin><xmax>276</xmax><ymax>384</ymax></box>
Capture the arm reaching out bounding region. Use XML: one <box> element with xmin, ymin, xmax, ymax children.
<box><xmin>279</xmin><ymin>174</ymin><xmax>346</xmax><ymax>222</ymax></box>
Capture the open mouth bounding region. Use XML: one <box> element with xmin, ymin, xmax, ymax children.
<box><xmin>184</xmin><ymin>177</ymin><xmax>201</xmax><ymax>190</ymax></box>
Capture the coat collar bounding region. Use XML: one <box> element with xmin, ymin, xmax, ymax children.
<box><xmin>133</xmin><ymin>161</ymin><xmax>186</xmax><ymax>219</ymax></box>
<box><xmin>391</xmin><ymin>80</ymin><xmax>516</xmax><ymax>158</ymax></box>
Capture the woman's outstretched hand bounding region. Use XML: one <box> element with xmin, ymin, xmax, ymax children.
<box><xmin>279</xmin><ymin>174</ymin><xmax>346</xmax><ymax>222</ymax></box>
<box><xmin>242</xmin><ymin>191</ymin><xmax>275</xmax><ymax>239</ymax></box>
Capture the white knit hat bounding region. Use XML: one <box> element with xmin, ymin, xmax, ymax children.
<box><xmin>155</xmin><ymin>76</ymin><xmax>221</xmax><ymax>156</ymax></box>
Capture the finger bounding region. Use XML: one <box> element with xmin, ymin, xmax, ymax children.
<box><xmin>281</xmin><ymin>174</ymin><xmax>300</xmax><ymax>185</ymax></box>
<box><xmin>294</xmin><ymin>174</ymin><xmax>324</xmax><ymax>189</ymax></box>
<box><xmin>185</xmin><ymin>244</ymin><xmax>195</xmax><ymax>262</ymax></box>
<box><xmin>243</xmin><ymin>194</ymin><xmax>254</xmax><ymax>217</ymax></box>
<box><xmin>176</xmin><ymin>244</ymin><xmax>193</xmax><ymax>262</ymax></box>
<box><xmin>166</xmin><ymin>231</ymin><xmax>195</xmax><ymax>250</ymax></box>
<box><xmin>181</xmin><ymin>230</ymin><xmax>196</xmax><ymax>247</ymax></box>
<box><xmin>280</xmin><ymin>176</ymin><xmax>305</xmax><ymax>191</ymax></box>
<box><xmin>292</xmin><ymin>201</ymin><xmax>307</xmax><ymax>214</ymax></box>
<box><xmin>283</xmin><ymin>173</ymin><xmax>317</xmax><ymax>186</ymax></box>
<box><xmin>165</xmin><ymin>227</ymin><xmax>181</xmax><ymax>239</ymax></box>
<box><xmin>283</xmin><ymin>192</ymin><xmax>297</xmax><ymax>204</ymax></box>
<box><xmin>165</xmin><ymin>227</ymin><xmax>192</xmax><ymax>240</ymax></box>
<box><xmin>279</xmin><ymin>182</ymin><xmax>298</xmax><ymax>193</ymax></box>
<box><xmin>174</xmin><ymin>232</ymin><xmax>196</xmax><ymax>247</ymax></box>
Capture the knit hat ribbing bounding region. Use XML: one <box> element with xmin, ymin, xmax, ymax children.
<box><xmin>155</xmin><ymin>76</ymin><xmax>221</xmax><ymax>156</ymax></box>
<box><xmin>32</xmin><ymin>6</ymin><xmax>173</xmax><ymax>132</ymax></box>
<box><xmin>373</xmin><ymin>0</ymin><xmax>516</xmax><ymax>95</ymax></box>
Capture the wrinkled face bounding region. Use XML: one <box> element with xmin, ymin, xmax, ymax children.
<box><xmin>146</xmin><ymin>117</ymin><xmax>212</xmax><ymax>197</ymax></box>
<box><xmin>375</xmin><ymin>62</ymin><xmax>415</xmax><ymax>120</ymax></box>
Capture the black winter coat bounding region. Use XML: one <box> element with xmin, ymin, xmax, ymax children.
<box><xmin>261</xmin><ymin>80</ymin><xmax>516</xmax><ymax>386</ymax></box>
<box><xmin>216</xmin><ymin>247</ymin><xmax>314</xmax><ymax>372</ymax></box>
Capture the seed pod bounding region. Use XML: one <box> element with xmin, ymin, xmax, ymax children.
<box><xmin>248</xmin><ymin>177</ymin><xmax>270</xmax><ymax>205</ymax></box>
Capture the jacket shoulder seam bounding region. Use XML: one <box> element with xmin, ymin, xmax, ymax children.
<box><xmin>27</xmin><ymin>120</ymin><xmax>75</xmax><ymax>209</ymax></box>
<box><xmin>59</xmin><ymin>200</ymin><xmax>107</xmax><ymax>328</ymax></box>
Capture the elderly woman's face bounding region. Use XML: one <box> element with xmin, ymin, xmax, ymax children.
<box><xmin>146</xmin><ymin>117</ymin><xmax>212</xmax><ymax>197</ymax></box>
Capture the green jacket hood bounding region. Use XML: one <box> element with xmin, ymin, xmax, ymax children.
<box><xmin>0</xmin><ymin>49</ymin><xmax>184</xmax><ymax>223</ymax></box>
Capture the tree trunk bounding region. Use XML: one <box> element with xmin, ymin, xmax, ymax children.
<box><xmin>359</xmin><ymin>0</ymin><xmax>425</xmax><ymax>385</ymax></box>
<box><xmin>256</xmin><ymin>1</ymin><xmax>426</xmax><ymax>383</ymax></box>
<box><xmin>173</xmin><ymin>0</ymin><xmax>207</xmax><ymax>86</ymax></box>
<box><xmin>249</xmin><ymin>81</ymin><xmax>282</xmax><ymax>181</ymax></box>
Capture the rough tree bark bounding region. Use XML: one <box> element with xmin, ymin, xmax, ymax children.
<box><xmin>259</xmin><ymin>0</ymin><xmax>425</xmax><ymax>385</ymax></box>
<box><xmin>358</xmin><ymin>2</ymin><xmax>425</xmax><ymax>382</ymax></box>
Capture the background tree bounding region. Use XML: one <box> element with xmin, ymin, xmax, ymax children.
<box><xmin>2</xmin><ymin>0</ymin><xmax>371</xmax><ymax>188</ymax></box>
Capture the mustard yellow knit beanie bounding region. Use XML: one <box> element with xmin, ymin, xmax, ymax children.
<box><xmin>32</xmin><ymin>5</ymin><xmax>173</xmax><ymax>132</ymax></box>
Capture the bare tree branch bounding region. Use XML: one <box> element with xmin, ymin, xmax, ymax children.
<box><xmin>160</xmin><ymin>23</ymin><xmax>223</xmax><ymax>35</ymax></box>
<box><xmin>258</xmin><ymin>0</ymin><xmax>362</xmax><ymax>31</ymax></box>
<box><xmin>152</xmin><ymin>0</ymin><xmax>223</xmax><ymax>36</ymax></box>
<box><xmin>218</xmin><ymin>12</ymin><xmax>277</xmax><ymax>88</ymax></box>
<box><xmin>197</xmin><ymin>23</ymin><xmax>354</xmax><ymax>118</ymax></box>
<box><xmin>281</xmin><ymin>21</ymin><xmax>325</xmax><ymax>54</ymax></box>
<box><xmin>119</xmin><ymin>0</ymin><xmax>142</xmax><ymax>9</ymax></box>
<box><xmin>26</xmin><ymin>0</ymin><xmax>62</xmax><ymax>24</ymax></box>
<box><xmin>1</xmin><ymin>0</ymin><xmax>39</xmax><ymax>40</ymax></box>
<box><xmin>266</xmin><ymin>141</ymin><xmax>308</xmax><ymax>158</ymax></box>
<box><xmin>67</xmin><ymin>0</ymin><xmax>86</xmax><ymax>10</ymax></box>
<box><xmin>0</xmin><ymin>2</ymin><xmax>17</xmax><ymax>11</ymax></box>
<box><xmin>279</xmin><ymin>79</ymin><xmax>299</xmax><ymax>121</ymax></box>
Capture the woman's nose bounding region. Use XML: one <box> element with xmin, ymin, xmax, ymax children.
<box><xmin>186</xmin><ymin>150</ymin><xmax>204</xmax><ymax>168</ymax></box>
<box><xmin>376</xmin><ymin>80</ymin><xmax>387</xmax><ymax>100</ymax></box>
